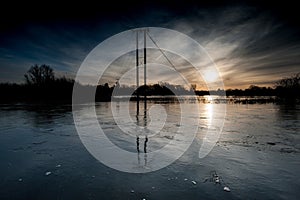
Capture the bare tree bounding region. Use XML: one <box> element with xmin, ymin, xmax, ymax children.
<box><xmin>276</xmin><ymin>73</ymin><xmax>300</xmax><ymax>89</ymax></box>
<box><xmin>24</xmin><ymin>64</ymin><xmax>54</xmax><ymax>85</ymax></box>
<box><xmin>275</xmin><ymin>73</ymin><xmax>300</xmax><ymax>98</ymax></box>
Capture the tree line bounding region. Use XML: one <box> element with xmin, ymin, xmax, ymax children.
<box><xmin>0</xmin><ymin>64</ymin><xmax>299</xmax><ymax>103</ymax></box>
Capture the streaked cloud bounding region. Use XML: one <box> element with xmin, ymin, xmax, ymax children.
<box><xmin>0</xmin><ymin>2</ymin><xmax>299</xmax><ymax>89</ymax></box>
<box><xmin>168</xmin><ymin>6</ymin><xmax>300</xmax><ymax>88</ymax></box>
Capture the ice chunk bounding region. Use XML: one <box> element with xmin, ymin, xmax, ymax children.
<box><xmin>223</xmin><ymin>186</ymin><xmax>230</xmax><ymax>192</ymax></box>
<box><xmin>45</xmin><ymin>171</ymin><xmax>52</xmax><ymax>176</ymax></box>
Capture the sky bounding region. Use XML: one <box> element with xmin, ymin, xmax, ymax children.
<box><xmin>0</xmin><ymin>0</ymin><xmax>299</xmax><ymax>89</ymax></box>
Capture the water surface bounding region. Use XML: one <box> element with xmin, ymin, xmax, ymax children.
<box><xmin>0</xmin><ymin>100</ymin><xmax>299</xmax><ymax>199</ymax></box>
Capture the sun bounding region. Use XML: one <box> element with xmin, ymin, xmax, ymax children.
<box><xmin>203</xmin><ymin>69</ymin><xmax>219</xmax><ymax>82</ymax></box>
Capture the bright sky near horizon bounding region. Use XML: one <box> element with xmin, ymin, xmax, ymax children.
<box><xmin>0</xmin><ymin>1</ymin><xmax>299</xmax><ymax>89</ymax></box>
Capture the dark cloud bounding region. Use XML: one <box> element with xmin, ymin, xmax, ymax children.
<box><xmin>0</xmin><ymin>0</ymin><xmax>299</xmax><ymax>88</ymax></box>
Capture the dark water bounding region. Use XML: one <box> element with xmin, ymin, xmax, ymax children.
<box><xmin>0</xmin><ymin>101</ymin><xmax>299</xmax><ymax>200</ymax></box>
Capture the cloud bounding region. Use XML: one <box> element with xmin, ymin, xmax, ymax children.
<box><xmin>0</xmin><ymin>3</ymin><xmax>299</xmax><ymax>89</ymax></box>
<box><xmin>166</xmin><ymin>5</ymin><xmax>300</xmax><ymax>88</ymax></box>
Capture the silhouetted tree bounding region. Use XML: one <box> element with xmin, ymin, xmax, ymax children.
<box><xmin>190</xmin><ymin>84</ymin><xmax>197</xmax><ymax>92</ymax></box>
<box><xmin>24</xmin><ymin>64</ymin><xmax>54</xmax><ymax>86</ymax></box>
<box><xmin>276</xmin><ymin>73</ymin><xmax>300</xmax><ymax>89</ymax></box>
<box><xmin>275</xmin><ymin>73</ymin><xmax>300</xmax><ymax>98</ymax></box>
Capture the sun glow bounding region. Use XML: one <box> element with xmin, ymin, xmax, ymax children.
<box><xmin>203</xmin><ymin>69</ymin><xmax>219</xmax><ymax>83</ymax></box>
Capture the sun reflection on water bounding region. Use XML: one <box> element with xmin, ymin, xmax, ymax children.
<box><xmin>205</xmin><ymin>102</ymin><xmax>213</xmax><ymax>127</ymax></box>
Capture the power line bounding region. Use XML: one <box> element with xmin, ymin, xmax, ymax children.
<box><xmin>147</xmin><ymin>31</ymin><xmax>193</xmax><ymax>90</ymax></box>
<box><xmin>146</xmin><ymin>32</ymin><xmax>177</xmax><ymax>71</ymax></box>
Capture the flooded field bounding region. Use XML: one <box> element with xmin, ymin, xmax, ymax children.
<box><xmin>0</xmin><ymin>99</ymin><xmax>299</xmax><ymax>199</ymax></box>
